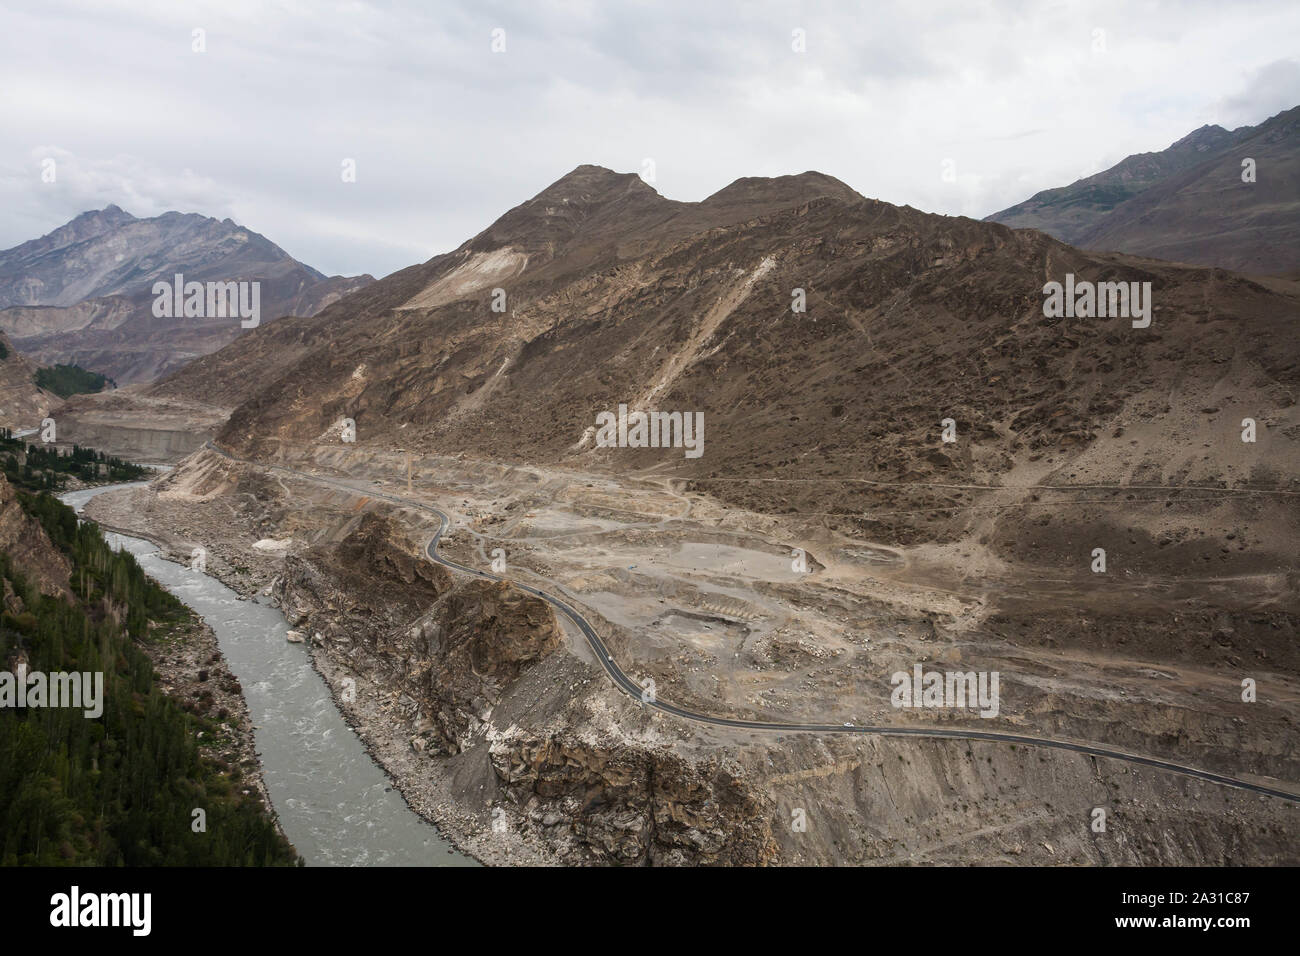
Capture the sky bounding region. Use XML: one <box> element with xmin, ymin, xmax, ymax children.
<box><xmin>2</xmin><ymin>0</ymin><xmax>1297</xmax><ymax>279</ymax></box>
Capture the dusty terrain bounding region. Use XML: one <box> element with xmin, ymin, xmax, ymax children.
<box><xmin>50</xmin><ymin>386</ymin><xmax>229</xmax><ymax>462</ymax></box>
<box><xmin>82</xmin><ymin>438</ymin><xmax>1300</xmax><ymax>865</ymax></box>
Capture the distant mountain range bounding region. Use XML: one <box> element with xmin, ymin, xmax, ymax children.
<box><xmin>0</xmin><ymin>206</ymin><xmax>373</xmax><ymax>384</ymax></box>
<box><xmin>987</xmin><ymin>104</ymin><xmax>1300</xmax><ymax>275</ymax></box>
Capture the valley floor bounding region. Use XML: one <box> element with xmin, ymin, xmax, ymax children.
<box><xmin>80</xmin><ymin>442</ymin><xmax>1300</xmax><ymax>864</ymax></box>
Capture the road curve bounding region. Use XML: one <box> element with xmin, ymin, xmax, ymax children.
<box><xmin>201</xmin><ymin>441</ymin><xmax>1300</xmax><ymax>804</ymax></box>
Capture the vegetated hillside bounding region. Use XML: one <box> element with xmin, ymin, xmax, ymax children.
<box><xmin>155</xmin><ymin>164</ymin><xmax>1299</xmax><ymax>549</ymax></box>
<box><xmin>987</xmin><ymin>105</ymin><xmax>1300</xmax><ymax>274</ymax></box>
<box><xmin>34</xmin><ymin>363</ymin><xmax>110</xmax><ymax>398</ymax></box>
<box><xmin>0</xmin><ymin>205</ymin><xmax>373</xmax><ymax>384</ymax></box>
<box><xmin>0</xmin><ymin>476</ymin><xmax>299</xmax><ymax>865</ymax></box>
<box><xmin>0</xmin><ymin>428</ymin><xmax>149</xmax><ymax>492</ymax></box>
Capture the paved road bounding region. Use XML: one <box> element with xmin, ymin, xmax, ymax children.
<box><xmin>204</xmin><ymin>442</ymin><xmax>1300</xmax><ymax>804</ymax></box>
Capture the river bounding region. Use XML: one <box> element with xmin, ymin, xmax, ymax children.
<box><xmin>61</xmin><ymin>482</ymin><xmax>476</xmax><ymax>867</ymax></box>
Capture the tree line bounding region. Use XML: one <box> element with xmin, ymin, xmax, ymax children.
<box><xmin>0</xmin><ymin>491</ymin><xmax>300</xmax><ymax>866</ymax></box>
<box><xmin>0</xmin><ymin>429</ymin><xmax>149</xmax><ymax>492</ymax></box>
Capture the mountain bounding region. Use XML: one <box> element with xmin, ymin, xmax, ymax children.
<box><xmin>0</xmin><ymin>206</ymin><xmax>373</xmax><ymax>383</ymax></box>
<box><xmin>153</xmin><ymin>163</ymin><xmax>1299</xmax><ymax>541</ymax></box>
<box><xmin>136</xmin><ymin>163</ymin><xmax>1300</xmax><ymax>865</ymax></box>
<box><xmin>986</xmin><ymin>105</ymin><xmax>1300</xmax><ymax>274</ymax></box>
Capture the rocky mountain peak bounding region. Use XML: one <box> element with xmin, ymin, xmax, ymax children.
<box><xmin>702</xmin><ymin>170</ymin><xmax>863</xmax><ymax>209</ymax></box>
<box><xmin>92</xmin><ymin>203</ymin><xmax>134</xmax><ymax>221</ymax></box>
<box><xmin>533</xmin><ymin>164</ymin><xmax>660</xmax><ymax>203</ymax></box>
<box><xmin>469</xmin><ymin>165</ymin><xmax>869</xmax><ymax>265</ymax></box>
<box><xmin>1169</xmin><ymin>123</ymin><xmax>1232</xmax><ymax>152</ymax></box>
<box><xmin>466</xmin><ymin>165</ymin><xmax>673</xmax><ymax>258</ymax></box>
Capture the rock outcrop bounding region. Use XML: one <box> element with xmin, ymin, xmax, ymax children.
<box><xmin>268</xmin><ymin>502</ymin><xmax>778</xmax><ymax>865</ymax></box>
<box><xmin>490</xmin><ymin>730</ymin><xmax>779</xmax><ymax>865</ymax></box>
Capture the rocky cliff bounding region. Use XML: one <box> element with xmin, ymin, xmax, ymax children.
<box><xmin>490</xmin><ymin>730</ymin><xmax>779</xmax><ymax>865</ymax></box>
<box><xmin>266</xmin><ymin>502</ymin><xmax>778</xmax><ymax>865</ymax></box>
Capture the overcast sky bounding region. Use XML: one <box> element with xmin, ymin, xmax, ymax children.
<box><xmin>2</xmin><ymin>0</ymin><xmax>1297</xmax><ymax>279</ymax></box>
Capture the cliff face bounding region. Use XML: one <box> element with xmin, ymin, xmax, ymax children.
<box><xmin>274</xmin><ymin>510</ymin><xmax>452</xmax><ymax>641</ymax></box>
<box><xmin>275</xmin><ymin>514</ymin><xmax>563</xmax><ymax>756</ymax></box>
<box><xmin>490</xmin><ymin>731</ymin><xmax>779</xmax><ymax>865</ymax></box>
<box><xmin>421</xmin><ymin>580</ymin><xmax>563</xmax><ymax>752</ymax></box>
<box><xmin>269</xmin><ymin>503</ymin><xmax>778</xmax><ymax>865</ymax></box>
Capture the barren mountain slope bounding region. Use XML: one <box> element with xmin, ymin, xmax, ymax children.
<box><xmin>986</xmin><ymin>122</ymin><xmax>1251</xmax><ymax>243</ymax></box>
<box><xmin>0</xmin><ymin>332</ymin><xmax>61</xmax><ymax>429</ymax></box>
<box><xmin>156</xmin><ymin>165</ymin><xmax>1298</xmax><ymax>550</ymax></box>
<box><xmin>129</xmin><ymin>165</ymin><xmax>1300</xmax><ymax>865</ymax></box>
<box><xmin>1075</xmin><ymin>107</ymin><xmax>1300</xmax><ymax>274</ymax></box>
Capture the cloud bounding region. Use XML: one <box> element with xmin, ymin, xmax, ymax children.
<box><xmin>0</xmin><ymin>0</ymin><xmax>1296</xmax><ymax>277</ymax></box>
<box><xmin>0</xmin><ymin>147</ymin><xmax>237</xmax><ymax>246</ymax></box>
<box><xmin>1218</xmin><ymin>58</ymin><xmax>1300</xmax><ymax>128</ymax></box>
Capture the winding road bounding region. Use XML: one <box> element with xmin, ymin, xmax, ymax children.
<box><xmin>203</xmin><ymin>441</ymin><xmax>1300</xmax><ymax>804</ymax></box>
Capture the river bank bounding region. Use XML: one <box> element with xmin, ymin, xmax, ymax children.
<box><xmin>81</xmin><ymin>483</ymin><xmax>550</xmax><ymax>866</ymax></box>
<box><xmin>76</xmin><ymin>446</ymin><xmax>1300</xmax><ymax>867</ymax></box>
<box><xmin>67</xmin><ymin>482</ymin><xmax>478</xmax><ymax>867</ymax></box>
<box><xmin>77</xmin><ymin>465</ymin><xmax>787</xmax><ymax>867</ymax></box>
